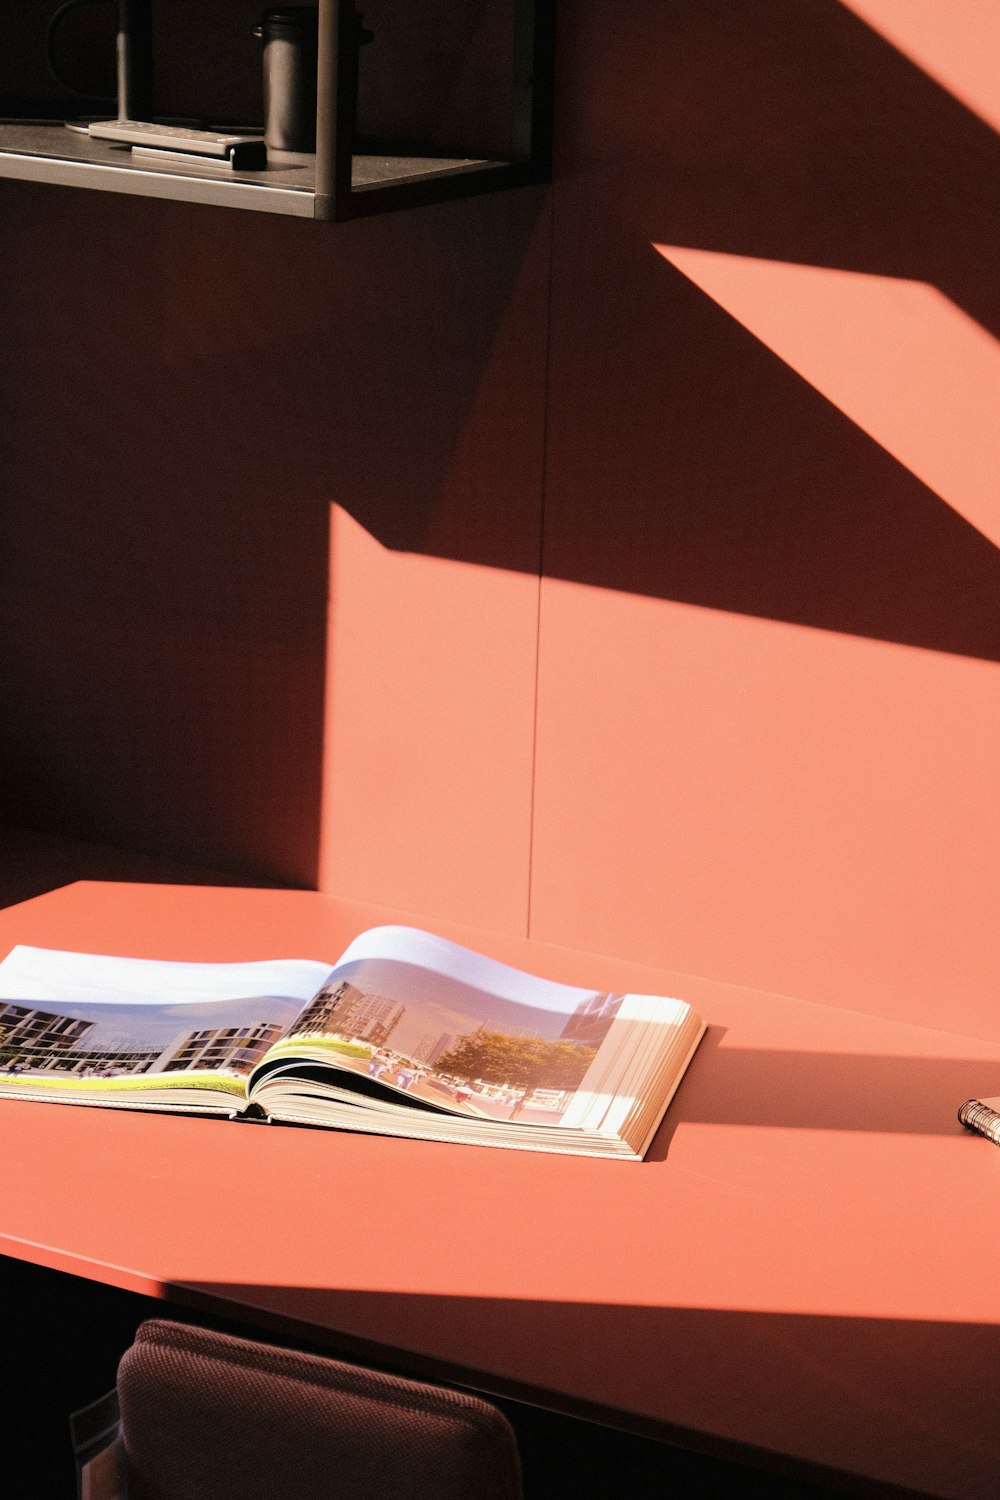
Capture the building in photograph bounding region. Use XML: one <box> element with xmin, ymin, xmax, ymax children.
<box><xmin>293</xmin><ymin>980</ymin><xmax>404</xmax><ymax>1048</ymax></box>
<box><xmin>60</xmin><ymin>1044</ymin><xmax>163</xmax><ymax>1076</ymax></box>
<box><xmin>0</xmin><ymin>1004</ymin><xmax>163</xmax><ymax>1075</ymax></box>
<box><xmin>413</xmin><ymin>1032</ymin><xmax>457</xmax><ymax>1068</ymax></box>
<box><xmin>560</xmin><ymin>994</ymin><xmax>623</xmax><ymax>1046</ymax></box>
<box><xmin>293</xmin><ymin>981</ymin><xmax>365</xmax><ymax>1035</ymax></box>
<box><xmin>0</xmin><ymin>1001</ymin><xmax>95</xmax><ymax>1070</ymax></box>
<box><xmin>156</xmin><ymin>1022</ymin><xmax>285</xmax><ymax>1074</ymax></box>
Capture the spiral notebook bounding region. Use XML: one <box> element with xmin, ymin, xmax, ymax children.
<box><xmin>958</xmin><ymin>1097</ymin><xmax>1000</xmax><ymax>1146</ymax></box>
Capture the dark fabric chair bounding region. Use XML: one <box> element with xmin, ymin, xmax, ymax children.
<box><xmin>116</xmin><ymin>1319</ymin><xmax>523</xmax><ymax>1500</ymax></box>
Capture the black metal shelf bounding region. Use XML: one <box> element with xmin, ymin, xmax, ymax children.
<box><xmin>0</xmin><ymin>0</ymin><xmax>553</xmax><ymax>221</ymax></box>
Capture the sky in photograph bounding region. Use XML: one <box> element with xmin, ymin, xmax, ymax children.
<box><xmin>329</xmin><ymin>954</ymin><xmax>604</xmax><ymax>1058</ymax></box>
<box><xmin>0</xmin><ymin>934</ymin><xmax>610</xmax><ymax>1062</ymax></box>
<box><xmin>0</xmin><ymin>947</ymin><xmax>331</xmax><ymax>1006</ymax></box>
<box><xmin>0</xmin><ymin>946</ymin><xmax>329</xmax><ymax>1052</ymax></box>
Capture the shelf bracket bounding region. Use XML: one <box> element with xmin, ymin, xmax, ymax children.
<box><xmin>512</xmin><ymin>0</ymin><xmax>556</xmax><ymax>178</ymax></box>
<box><xmin>315</xmin><ymin>0</ymin><xmax>368</xmax><ymax>222</ymax></box>
<box><xmin>116</xmin><ymin>0</ymin><xmax>153</xmax><ymax>122</ymax></box>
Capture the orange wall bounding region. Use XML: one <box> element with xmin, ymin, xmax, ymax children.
<box><xmin>2</xmin><ymin>1</ymin><xmax>997</xmax><ymax>1034</ymax></box>
<box><xmin>530</xmin><ymin>0</ymin><xmax>1000</xmax><ymax>1036</ymax></box>
<box><xmin>0</xmin><ymin>182</ymin><xmax>547</xmax><ymax>919</ymax></box>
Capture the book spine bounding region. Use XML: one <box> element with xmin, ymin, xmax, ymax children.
<box><xmin>958</xmin><ymin>1098</ymin><xmax>1000</xmax><ymax>1146</ymax></box>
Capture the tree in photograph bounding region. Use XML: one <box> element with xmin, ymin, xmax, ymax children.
<box><xmin>542</xmin><ymin>1040</ymin><xmax>600</xmax><ymax>1090</ymax></box>
<box><xmin>436</xmin><ymin>1030</ymin><xmax>597</xmax><ymax>1114</ymax></box>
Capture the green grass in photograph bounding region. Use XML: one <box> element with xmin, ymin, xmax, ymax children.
<box><xmin>266</xmin><ymin>1035</ymin><xmax>372</xmax><ymax>1062</ymax></box>
<box><xmin>0</xmin><ymin>1070</ymin><xmax>246</xmax><ymax>1097</ymax></box>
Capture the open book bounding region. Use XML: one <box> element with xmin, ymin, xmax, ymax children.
<box><xmin>0</xmin><ymin>926</ymin><xmax>705</xmax><ymax>1160</ymax></box>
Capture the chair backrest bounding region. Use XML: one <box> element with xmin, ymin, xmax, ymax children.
<box><xmin>116</xmin><ymin>1318</ymin><xmax>523</xmax><ymax>1500</ymax></box>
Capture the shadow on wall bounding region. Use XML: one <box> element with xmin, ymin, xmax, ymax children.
<box><xmin>2</xmin><ymin>0</ymin><xmax>997</xmax><ymax>895</ymax></box>
<box><xmin>544</xmin><ymin>223</ymin><xmax>1000</xmax><ymax>663</ymax></box>
<box><xmin>0</xmin><ymin>183</ymin><xmax>548</xmax><ymax>883</ymax></box>
<box><xmin>541</xmin><ymin>0</ymin><xmax>1000</xmax><ymax>665</ymax></box>
<box><xmin>558</xmin><ymin>0</ymin><xmax>999</xmax><ymax>334</ymax></box>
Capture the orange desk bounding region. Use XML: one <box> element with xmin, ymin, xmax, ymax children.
<box><xmin>2</xmin><ymin>882</ymin><xmax>999</xmax><ymax>1499</ymax></box>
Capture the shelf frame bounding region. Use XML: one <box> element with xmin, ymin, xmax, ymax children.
<box><xmin>0</xmin><ymin>0</ymin><xmax>556</xmax><ymax>222</ymax></box>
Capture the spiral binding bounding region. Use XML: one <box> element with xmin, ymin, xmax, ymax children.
<box><xmin>957</xmin><ymin>1098</ymin><xmax>1000</xmax><ymax>1146</ymax></box>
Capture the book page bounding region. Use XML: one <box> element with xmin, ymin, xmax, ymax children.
<box><xmin>0</xmin><ymin>946</ymin><xmax>332</xmax><ymax>1104</ymax></box>
<box><xmin>254</xmin><ymin>926</ymin><xmax>670</xmax><ymax>1130</ymax></box>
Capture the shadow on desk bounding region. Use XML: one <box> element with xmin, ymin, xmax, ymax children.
<box><xmin>3</xmin><ymin>1257</ymin><xmax>852</xmax><ymax>1500</ymax></box>
<box><xmin>648</xmin><ymin>1028</ymin><xmax>992</xmax><ymax>1155</ymax></box>
<box><xmin>0</xmin><ymin>826</ymin><xmax>301</xmax><ymax>911</ymax></box>
<box><xmin>168</xmin><ymin>1282</ymin><xmax>978</xmax><ymax>1500</ymax></box>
